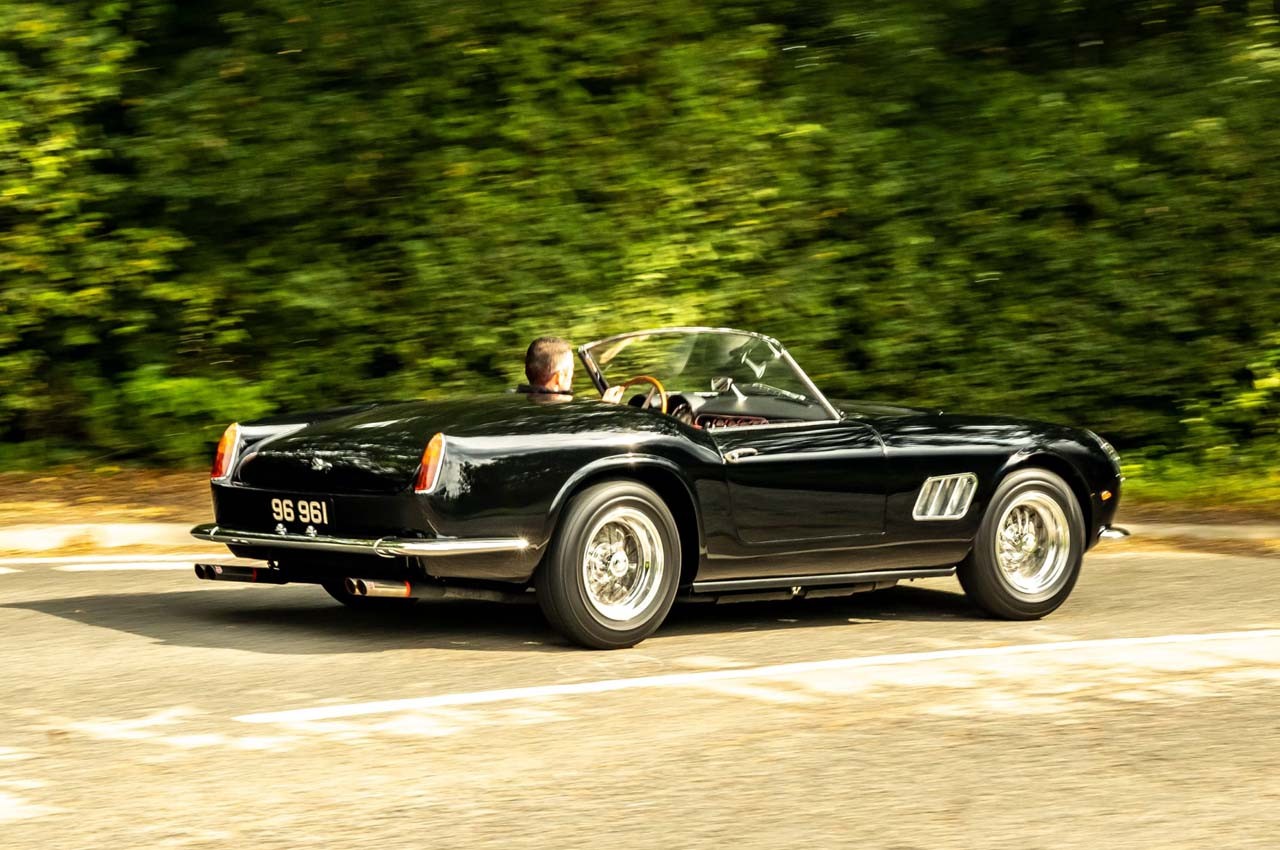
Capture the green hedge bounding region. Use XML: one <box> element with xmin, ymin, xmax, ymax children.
<box><xmin>2</xmin><ymin>1</ymin><xmax>1277</xmax><ymax>471</ymax></box>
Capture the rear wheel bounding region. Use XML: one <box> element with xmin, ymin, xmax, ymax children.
<box><xmin>958</xmin><ymin>468</ymin><xmax>1085</xmax><ymax>620</ymax></box>
<box><xmin>537</xmin><ymin>480</ymin><xmax>681</xmax><ymax>649</ymax></box>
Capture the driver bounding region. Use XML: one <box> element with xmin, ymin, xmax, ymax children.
<box><xmin>519</xmin><ymin>336</ymin><xmax>574</xmax><ymax>397</ymax></box>
<box><xmin>520</xmin><ymin>336</ymin><xmax>624</xmax><ymax>402</ymax></box>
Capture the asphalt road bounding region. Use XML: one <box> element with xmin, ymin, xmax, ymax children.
<box><xmin>1</xmin><ymin>540</ymin><xmax>1276</xmax><ymax>849</ymax></box>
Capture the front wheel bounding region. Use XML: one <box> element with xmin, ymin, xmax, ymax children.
<box><xmin>958</xmin><ymin>468</ymin><xmax>1085</xmax><ymax>620</ymax></box>
<box><xmin>536</xmin><ymin>480</ymin><xmax>681</xmax><ymax>649</ymax></box>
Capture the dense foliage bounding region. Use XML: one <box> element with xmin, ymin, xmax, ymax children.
<box><xmin>2</xmin><ymin>1</ymin><xmax>1277</xmax><ymax>478</ymax></box>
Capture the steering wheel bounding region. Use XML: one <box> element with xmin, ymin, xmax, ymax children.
<box><xmin>615</xmin><ymin>374</ymin><xmax>668</xmax><ymax>415</ymax></box>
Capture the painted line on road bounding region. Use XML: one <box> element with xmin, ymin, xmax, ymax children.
<box><xmin>0</xmin><ymin>567</ymin><xmax>19</xmax><ymax>575</ymax></box>
<box><xmin>0</xmin><ymin>552</ymin><xmax>216</xmax><ymax>567</ymax></box>
<box><xmin>1090</xmin><ymin>551</ymin><xmax>1218</xmax><ymax>559</ymax></box>
<box><xmin>235</xmin><ymin>628</ymin><xmax>1280</xmax><ymax>724</ymax></box>
<box><xmin>55</xmin><ymin>562</ymin><xmax>196</xmax><ymax>572</ymax></box>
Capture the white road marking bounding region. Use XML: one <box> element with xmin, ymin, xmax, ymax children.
<box><xmin>0</xmin><ymin>790</ymin><xmax>62</xmax><ymax>824</ymax></box>
<box><xmin>1090</xmin><ymin>551</ymin><xmax>1221</xmax><ymax>559</ymax></box>
<box><xmin>0</xmin><ymin>748</ymin><xmax>36</xmax><ymax>763</ymax></box>
<box><xmin>0</xmin><ymin>552</ymin><xmax>217</xmax><ymax>567</ymax></box>
<box><xmin>55</xmin><ymin>562</ymin><xmax>196</xmax><ymax>572</ymax></box>
<box><xmin>235</xmin><ymin>628</ymin><xmax>1280</xmax><ymax>724</ymax></box>
<box><xmin>0</xmin><ymin>567</ymin><xmax>19</xmax><ymax>575</ymax></box>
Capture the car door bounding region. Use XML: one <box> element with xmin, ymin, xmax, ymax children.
<box><xmin>709</xmin><ymin>419</ymin><xmax>886</xmax><ymax>548</ymax></box>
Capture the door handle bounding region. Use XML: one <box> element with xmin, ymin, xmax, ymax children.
<box><xmin>723</xmin><ymin>447</ymin><xmax>759</xmax><ymax>463</ymax></box>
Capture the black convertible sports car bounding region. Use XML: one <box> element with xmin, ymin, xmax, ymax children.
<box><xmin>192</xmin><ymin>327</ymin><xmax>1127</xmax><ymax>649</ymax></box>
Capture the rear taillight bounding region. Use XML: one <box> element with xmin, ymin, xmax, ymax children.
<box><xmin>211</xmin><ymin>423</ymin><xmax>241</xmax><ymax>482</ymax></box>
<box><xmin>414</xmin><ymin>433</ymin><xmax>446</xmax><ymax>494</ymax></box>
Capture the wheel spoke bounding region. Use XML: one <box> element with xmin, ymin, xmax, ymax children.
<box><xmin>993</xmin><ymin>490</ymin><xmax>1071</xmax><ymax>602</ymax></box>
<box><xmin>580</xmin><ymin>506</ymin><xmax>665</xmax><ymax>622</ymax></box>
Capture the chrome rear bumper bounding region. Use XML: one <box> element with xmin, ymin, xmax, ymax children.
<box><xmin>190</xmin><ymin>523</ymin><xmax>529</xmax><ymax>558</ymax></box>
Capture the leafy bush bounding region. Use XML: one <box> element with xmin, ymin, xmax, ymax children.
<box><xmin>0</xmin><ymin>1</ymin><xmax>1277</xmax><ymax>482</ymax></box>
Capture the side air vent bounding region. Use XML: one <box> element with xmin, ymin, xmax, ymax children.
<box><xmin>913</xmin><ymin>473</ymin><xmax>978</xmax><ymax>521</ymax></box>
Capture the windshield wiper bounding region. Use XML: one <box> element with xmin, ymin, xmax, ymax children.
<box><xmin>742</xmin><ymin>382</ymin><xmax>808</xmax><ymax>404</ymax></box>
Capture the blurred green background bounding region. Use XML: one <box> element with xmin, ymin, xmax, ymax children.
<box><xmin>1</xmin><ymin>1</ymin><xmax>1277</xmax><ymax>507</ymax></box>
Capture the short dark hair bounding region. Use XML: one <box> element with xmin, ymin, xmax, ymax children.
<box><xmin>525</xmin><ymin>336</ymin><xmax>572</xmax><ymax>386</ymax></box>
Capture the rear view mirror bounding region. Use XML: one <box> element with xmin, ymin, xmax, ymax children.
<box><xmin>710</xmin><ymin>376</ymin><xmax>735</xmax><ymax>393</ymax></box>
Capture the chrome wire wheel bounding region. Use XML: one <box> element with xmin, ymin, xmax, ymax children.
<box><xmin>581</xmin><ymin>505</ymin><xmax>665</xmax><ymax>623</ymax></box>
<box><xmin>994</xmin><ymin>490</ymin><xmax>1072</xmax><ymax>603</ymax></box>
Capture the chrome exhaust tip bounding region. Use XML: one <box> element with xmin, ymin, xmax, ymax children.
<box><xmin>343</xmin><ymin>577</ymin><xmax>412</xmax><ymax>598</ymax></box>
<box><xmin>193</xmin><ymin>560</ymin><xmax>288</xmax><ymax>584</ymax></box>
<box><xmin>339</xmin><ymin>578</ymin><xmax>533</xmax><ymax>604</ymax></box>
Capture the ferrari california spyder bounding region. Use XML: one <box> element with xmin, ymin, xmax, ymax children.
<box><xmin>191</xmin><ymin>327</ymin><xmax>1127</xmax><ymax>648</ymax></box>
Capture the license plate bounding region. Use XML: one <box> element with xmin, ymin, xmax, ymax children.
<box><xmin>269</xmin><ymin>497</ymin><xmax>331</xmax><ymax>527</ymax></box>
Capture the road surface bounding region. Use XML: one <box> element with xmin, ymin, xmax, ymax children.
<box><xmin>0</xmin><ymin>540</ymin><xmax>1276</xmax><ymax>848</ymax></box>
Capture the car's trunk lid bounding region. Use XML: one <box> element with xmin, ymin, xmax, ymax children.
<box><xmin>232</xmin><ymin>395</ymin><xmax>630</xmax><ymax>494</ymax></box>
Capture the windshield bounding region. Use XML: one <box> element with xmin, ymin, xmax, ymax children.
<box><xmin>580</xmin><ymin>329</ymin><xmax>834</xmax><ymax>416</ymax></box>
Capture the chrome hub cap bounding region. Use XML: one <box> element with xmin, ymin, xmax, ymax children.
<box><xmin>582</xmin><ymin>506</ymin><xmax>664</xmax><ymax>622</ymax></box>
<box><xmin>995</xmin><ymin>490</ymin><xmax>1071</xmax><ymax>602</ymax></box>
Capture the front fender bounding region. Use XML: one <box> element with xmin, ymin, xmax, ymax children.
<box><xmin>996</xmin><ymin>442</ymin><xmax>1117</xmax><ymax>547</ymax></box>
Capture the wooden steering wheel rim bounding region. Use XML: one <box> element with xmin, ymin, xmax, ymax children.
<box><xmin>616</xmin><ymin>374</ymin><xmax>668</xmax><ymax>415</ymax></box>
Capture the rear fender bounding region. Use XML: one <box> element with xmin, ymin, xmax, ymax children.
<box><xmin>545</xmin><ymin>455</ymin><xmax>699</xmax><ymax>536</ymax></box>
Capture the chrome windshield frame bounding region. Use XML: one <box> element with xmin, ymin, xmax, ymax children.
<box><xmin>577</xmin><ymin>326</ymin><xmax>842</xmax><ymax>422</ymax></box>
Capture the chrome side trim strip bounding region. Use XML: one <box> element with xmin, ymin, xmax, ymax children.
<box><xmin>190</xmin><ymin>523</ymin><xmax>528</xmax><ymax>558</ymax></box>
<box><xmin>721</xmin><ymin>446</ymin><xmax>884</xmax><ymax>461</ymax></box>
<box><xmin>377</xmin><ymin>538</ymin><xmax>530</xmax><ymax>557</ymax></box>
<box><xmin>912</xmin><ymin>473</ymin><xmax>979</xmax><ymax>521</ymax></box>
<box><xmin>691</xmin><ymin>566</ymin><xmax>956</xmax><ymax>594</ymax></box>
<box><xmin>707</xmin><ymin>418</ymin><xmax>842</xmax><ymax>434</ymax></box>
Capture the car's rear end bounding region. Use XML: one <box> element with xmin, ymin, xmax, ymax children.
<box><xmin>193</xmin><ymin>399</ymin><xmax>547</xmax><ymax>592</ymax></box>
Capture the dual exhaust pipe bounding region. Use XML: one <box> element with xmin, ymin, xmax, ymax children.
<box><xmin>194</xmin><ymin>562</ymin><xmax>288</xmax><ymax>584</ymax></box>
<box><xmin>192</xmin><ymin>565</ymin><xmax>414</xmax><ymax>594</ymax></box>
<box><xmin>344</xmin><ymin>577</ymin><xmax>413</xmax><ymax>598</ymax></box>
<box><xmin>193</xmin><ymin>562</ymin><xmax>526</xmax><ymax>603</ymax></box>
<box><xmin>344</xmin><ymin>576</ymin><xmax>530</xmax><ymax>604</ymax></box>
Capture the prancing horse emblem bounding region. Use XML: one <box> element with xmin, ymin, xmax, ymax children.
<box><xmin>311</xmin><ymin>457</ymin><xmax>332</xmax><ymax>472</ymax></box>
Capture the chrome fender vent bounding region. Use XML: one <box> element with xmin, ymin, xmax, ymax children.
<box><xmin>913</xmin><ymin>473</ymin><xmax>978</xmax><ymax>521</ymax></box>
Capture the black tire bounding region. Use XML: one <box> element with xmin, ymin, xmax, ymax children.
<box><xmin>958</xmin><ymin>468</ymin><xmax>1085</xmax><ymax>620</ymax></box>
<box><xmin>321</xmin><ymin>579</ymin><xmax>417</xmax><ymax>609</ymax></box>
<box><xmin>536</xmin><ymin>480</ymin><xmax>681</xmax><ymax>649</ymax></box>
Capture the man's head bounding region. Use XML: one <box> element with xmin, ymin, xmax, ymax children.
<box><xmin>525</xmin><ymin>336</ymin><xmax>574</xmax><ymax>393</ymax></box>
